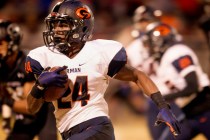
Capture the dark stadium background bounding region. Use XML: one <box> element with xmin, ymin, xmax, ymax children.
<box><xmin>0</xmin><ymin>0</ymin><xmax>209</xmax><ymax>140</ymax></box>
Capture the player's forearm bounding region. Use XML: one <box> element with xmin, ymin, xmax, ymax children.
<box><xmin>134</xmin><ymin>69</ymin><xmax>160</xmax><ymax>96</ymax></box>
<box><xmin>13</xmin><ymin>100</ymin><xmax>33</xmax><ymax>115</ymax></box>
<box><xmin>27</xmin><ymin>94</ymin><xmax>44</xmax><ymax>114</ymax></box>
<box><xmin>134</xmin><ymin>69</ymin><xmax>169</xmax><ymax>109</ymax></box>
<box><xmin>114</xmin><ymin>64</ymin><xmax>168</xmax><ymax>109</ymax></box>
<box><xmin>164</xmin><ymin>71</ymin><xmax>199</xmax><ymax>101</ymax></box>
<box><xmin>27</xmin><ymin>85</ymin><xmax>45</xmax><ymax>114</ymax></box>
<box><xmin>164</xmin><ymin>88</ymin><xmax>197</xmax><ymax>101</ymax></box>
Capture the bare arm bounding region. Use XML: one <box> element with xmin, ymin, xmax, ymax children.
<box><xmin>114</xmin><ymin>64</ymin><xmax>159</xmax><ymax>97</ymax></box>
<box><xmin>27</xmin><ymin>92</ymin><xmax>45</xmax><ymax>114</ymax></box>
<box><xmin>114</xmin><ymin>64</ymin><xmax>181</xmax><ymax>136</ymax></box>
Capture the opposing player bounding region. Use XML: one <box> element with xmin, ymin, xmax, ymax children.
<box><xmin>142</xmin><ymin>22</ymin><xmax>210</xmax><ymax>140</ymax></box>
<box><xmin>0</xmin><ymin>19</ymin><xmax>51</xmax><ymax>140</ymax></box>
<box><xmin>25</xmin><ymin>0</ymin><xmax>180</xmax><ymax>140</ymax></box>
<box><xmin>112</xmin><ymin>5</ymin><xmax>162</xmax><ymax>114</ymax></box>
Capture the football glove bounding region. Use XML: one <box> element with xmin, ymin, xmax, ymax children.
<box><xmin>37</xmin><ymin>66</ymin><xmax>68</xmax><ymax>88</ymax></box>
<box><xmin>155</xmin><ymin>107</ymin><xmax>181</xmax><ymax>137</ymax></box>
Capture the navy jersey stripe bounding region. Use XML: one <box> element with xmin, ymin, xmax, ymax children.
<box><xmin>107</xmin><ymin>48</ymin><xmax>127</xmax><ymax>77</ymax></box>
<box><xmin>25</xmin><ymin>56</ymin><xmax>44</xmax><ymax>75</ymax></box>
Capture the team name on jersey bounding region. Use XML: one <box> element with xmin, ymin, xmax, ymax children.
<box><xmin>66</xmin><ymin>68</ymin><xmax>81</xmax><ymax>73</ymax></box>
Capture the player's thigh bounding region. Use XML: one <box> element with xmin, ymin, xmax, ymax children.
<box><xmin>68</xmin><ymin>123</ymin><xmax>115</xmax><ymax>140</ymax></box>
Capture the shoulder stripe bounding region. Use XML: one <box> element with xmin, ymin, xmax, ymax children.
<box><xmin>107</xmin><ymin>48</ymin><xmax>127</xmax><ymax>77</ymax></box>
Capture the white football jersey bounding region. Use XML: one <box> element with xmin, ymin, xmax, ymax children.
<box><xmin>126</xmin><ymin>38</ymin><xmax>149</xmax><ymax>70</ymax></box>
<box><xmin>26</xmin><ymin>39</ymin><xmax>126</xmax><ymax>133</ymax></box>
<box><xmin>154</xmin><ymin>44</ymin><xmax>209</xmax><ymax>107</ymax></box>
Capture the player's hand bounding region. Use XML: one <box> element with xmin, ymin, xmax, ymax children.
<box><xmin>155</xmin><ymin>107</ymin><xmax>181</xmax><ymax>137</ymax></box>
<box><xmin>37</xmin><ymin>66</ymin><xmax>68</xmax><ymax>88</ymax></box>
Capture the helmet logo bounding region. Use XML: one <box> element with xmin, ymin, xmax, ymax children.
<box><xmin>154</xmin><ymin>25</ymin><xmax>171</xmax><ymax>36</ymax></box>
<box><xmin>51</xmin><ymin>12</ymin><xmax>57</xmax><ymax>17</ymax></box>
<box><xmin>76</xmin><ymin>8</ymin><xmax>91</xmax><ymax>19</ymax></box>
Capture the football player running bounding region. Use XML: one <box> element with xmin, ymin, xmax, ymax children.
<box><xmin>142</xmin><ymin>22</ymin><xmax>210</xmax><ymax>140</ymax></box>
<box><xmin>25</xmin><ymin>0</ymin><xmax>180</xmax><ymax>140</ymax></box>
<box><xmin>113</xmin><ymin>5</ymin><xmax>162</xmax><ymax>113</ymax></box>
<box><xmin>0</xmin><ymin>19</ymin><xmax>50</xmax><ymax>140</ymax></box>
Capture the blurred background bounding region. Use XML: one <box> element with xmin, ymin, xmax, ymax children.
<box><xmin>0</xmin><ymin>0</ymin><xmax>210</xmax><ymax>140</ymax></box>
<box><xmin>0</xmin><ymin>0</ymin><xmax>209</xmax><ymax>72</ymax></box>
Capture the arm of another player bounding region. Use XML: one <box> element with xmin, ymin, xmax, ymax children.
<box><xmin>114</xmin><ymin>64</ymin><xmax>181</xmax><ymax>136</ymax></box>
<box><xmin>27</xmin><ymin>90</ymin><xmax>45</xmax><ymax>115</ymax></box>
<box><xmin>13</xmin><ymin>81</ymin><xmax>37</xmax><ymax>114</ymax></box>
<box><xmin>1</xmin><ymin>82</ymin><xmax>36</xmax><ymax>115</ymax></box>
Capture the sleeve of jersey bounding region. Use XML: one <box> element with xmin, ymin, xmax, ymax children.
<box><xmin>22</xmin><ymin>61</ymin><xmax>36</xmax><ymax>82</ymax></box>
<box><xmin>107</xmin><ymin>47</ymin><xmax>127</xmax><ymax>77</ymax></box>
<box><xmin>25</xmin><ymin>50</ymin><xmax>45</xmax><ymax>76</ymax></box>
<box><xmin>172</xmin><ymin>55</ymin><xmax>195</xmax><ymax>77</ymax></box>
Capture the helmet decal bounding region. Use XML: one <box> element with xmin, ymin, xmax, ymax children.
<box><xmin>143</xmin><ymin>22</ymin><xmax>180</xmax><ymax>61</ymax></box>
<box><xmin>76</xmin><ymin>7</ymin><xmax>91</xmax><ymax>19</ymax></box>
<box><xmin>153</xmin><ymin>25</ymin><xmax>171</xmax><ymax>36</ymax></box>
<box><xmin>50</xmin><ymin>12</ymin><xmax>59</xmax><ymax>17</ymax></box>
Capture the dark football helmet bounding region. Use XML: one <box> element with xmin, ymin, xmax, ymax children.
<box><xmin>131</xmin><ymin>5</ymin><xmax>162</xmax><ymax>38</ymax></box>
<box><xmin>43</xmin><ymin>0</ymin><xmax>94</xmax><ymax>56</ymax></box>
<box><xmin>133</xmin><ymin>5</ymin><xmax>162</xmax><ymax>23</ymax></box>
<box><xmin>0</xmin><ymin>19</ymin><xmax>22</xmax><ymax>60</ymax></box>
<box><xmin>142</xmin><ymin>22</ymin><xmax>181</xmax><ymax>60</ymax></box>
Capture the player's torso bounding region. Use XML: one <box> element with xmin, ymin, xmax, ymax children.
<box><xmin>0</xmin><ymin>52</ymin><xmax>37</xmax><ymax>121</ymax></box>
<box><xmin>28</xmin><ymin>39</ymin><xmax>123</xmax><ymax>132</ymax></box>
<box><xmin>0</xmin><ymin>52</ymin><xmax>30</xmax><ymax>100</ymax></box>
<box><xmin>51</xmin><ymin>43</ymin><xmax>110</xmax><ymax>131</ymax></box>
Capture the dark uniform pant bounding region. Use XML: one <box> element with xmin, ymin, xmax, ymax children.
<box><xmin>61</xmin><ymin>116</ymin><xmax>115</xmax><ymax>140</ymax></box>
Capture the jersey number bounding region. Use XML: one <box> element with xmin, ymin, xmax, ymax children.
<box><xmin>57</xmin><ymin>76</ymin><xmax>90</xmax><ymax>109</ymax></box>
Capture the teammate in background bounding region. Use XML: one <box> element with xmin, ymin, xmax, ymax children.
<box><xmin>112</xmin><ymin>5</ymin><xmax>162</xmax><ymax>114</ymax></box>
<box><xmin>131</xmin><ymin>5</ymin><xmax>162</xmax><ymax>39</ymax></box>
<box><xmin>0</xmin><ymin>19</ymin><xmax>54</xmax><ymax>140</ymax></box>
<box><xmin>142</xmin><ymin>22</ymin><xmax>210</xmax><ymax>140</ymax></box>
<box><xmin>25</xmin><ymin>0</ymin><xmax>180</xmax><ymax>140</ymax></box>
